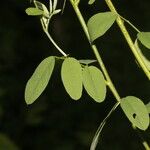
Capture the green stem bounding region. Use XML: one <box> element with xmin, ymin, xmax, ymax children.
<box><xmin>44</xmin><ymin>30</ymin><xmax>68</xmax><ymax>57</ymax></box>
<box><xmin>69</xmin><ymin>0</ymin><xmax>121</xmax><ymax>102</ymax></box>
<box><xmin>69</xmin><ymin>1</ymin><xmax>150</xmax><ymax>149</ymax></box>
<box><xmin>132</xmin><ymin>126</ymin><xmax>150</xmax><ymax>150</ymax></box>
<box><xmin>34</xmin><ymin>0</ymin><xmax>67</xmax><ymax>57</ymax></box>
<box><xmin>105</xmin><ymin>0</ymin><xmax>150</xmax><ymax>149</ymax></box>
<box><xmin>41</xmin><ymin>16</ymin><xmax>67</xmax><ymax>57</ymax></box>
<box><xmin>70</xmin><ymin>1</ymin><xmax>91</xmax><ymax>42</ymax></box>
<box><xmin>143</xmin><ymin>142</ymin><xmax>150</xmax><ymax>150</ymax></box>
<box><xmin>105</xmin><ymin>0</ymin><xmax>150</xmax><ymax>80</ymax></box>
<box><xmin>119</xmin><ymin>15</ymin><xmax>140</xmax><ymax>33</ymax></box>
<box><xmin>61</xmin><ymin>0</ymin><xmax>67</xmax><ymax>14</ymax></box>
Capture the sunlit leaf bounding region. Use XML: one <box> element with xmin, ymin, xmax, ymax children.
<box><xmin>87</xmin><ymin>12</ymin><xmax>117</xmax><ymax>41</ymax></box>
<box><xmin>61</xmin><ymin>57</ymin><xmax>82</xmax><ymax>100</ymax></box>
<box><xmin>88</xmin><ymin>0</ymin><xmax>96</xmax><ymax>5</ymax></box>
<box><xmin>146</xmin><ymin>101</ymin><xmax>150</xmax><ymax>113</ymax></box>
<box><xmin>134</xmin><ymin>39</ymin><xmax>150</xmax><ymax>70</ymax></box>
<box><xmin>34</xmin><ymin>0</ymin><xmax>49</xmax><ymax>18</ymax></box>
<box><xmin>25</xmin><ymin>56</ymin><xmax>55</xmax><ymax>104</ymax></box>
<box><xmin>82</xmin><ymin>66</ymin><xmax>106</xmax><ymax>102</ymax></box>
<box><xmin>120</xmin><ymin>96</ymin><xmax>149</xmax><ymax>130</ymax></box>
<box><xmin>137</xmin><ymin>32</ymin><xmax>150</xmax><ymax>49</ymax></box>
<box><xmin>79</xmin><ymin>59</ymin><xmax>97</xmax><ymax>65</ymax></box>
<box><xmin>25</xmin><ymin>7</ymin><xmax>44</xmax><ymax>16</ymax></box>
<box><xmin>0</xmin><ymin>134</ymin><xmax>18</xmax><ymax>150</ymax></box>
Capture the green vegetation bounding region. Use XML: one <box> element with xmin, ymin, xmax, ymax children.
<box><xmin>0</xmin><ymin>0</ymin><xmax>150</xmax><ymax>149</ymax></box>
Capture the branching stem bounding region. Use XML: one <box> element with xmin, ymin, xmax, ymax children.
<box><xmin>119</xmin><ymin>15</ymin><xmax>140</xmax><ymax>33</ymax></box>
<box><xmin>44</xmin><ymin>30</ymin><xmax>68</xmax><ymax>57</ymax></box>
<box><xmin>105</xmin><ymin>0</ymin><xmax>150</xmax><ymax>80</ymax></box>
<box><xmin>69</xmin><ymin>0</ymin><xmax>121</xmax><ymax>102</ymax></box>
<box><xmin>69</xmin><ymin>0</ymin><xmax>150</xmax><ymax>149</ymax></box>
<box><xmin>34</xmin><ymin>0</ymin><xmax>68</xmax><ymax>57</ymax></box>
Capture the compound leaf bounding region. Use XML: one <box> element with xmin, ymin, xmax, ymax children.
<box><xmin>82</xmin><ymin>66</ymin><xmax>106</xmax><ymax>102</ymax></box>
<box><xmin>87</xmin><ymin>12</ymin><xmax>117</xmax><ymax>41</ymax></box>
<box><xmin>25</xmin><ymin>56</ymin><xmax>55</xmax><ymax>104</ymax></box>
<box><xmin>61</xmin><ymin>57</ymin><xmax>82</xmax><ymax>100</ymax></box>
<box><xmin>120</xmin><ymin>96</ymin><xmax>149</xmax><ymax>130</ymax></box>
<box><xmin>137</xmin><ymin>32</ymin><xmax>150</xmax><ymax>49</ymax></box>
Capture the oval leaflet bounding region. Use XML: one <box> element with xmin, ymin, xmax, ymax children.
<box><xmin>61</xmin><ymin>57</ymin><xmax>83</xmax><ymax>100</ymax></box>
<box><xmin>134</xmin><ymin>39</ymin><xmax>150</xmax><ymax>70</ymax></box>
<box><xmin>137</xmin><ymin>32</ymin><xmax>150</xmax><ymax>49</ymax></box>
<box><xmin>87</xmin><ymin>12</ymin><xmax>118</xmax><ymax>41</ymax></box>
<box><xmin>146</xmin><ymin>101</ymin><xmax>150</xmax><ymax>114</ymax></box>
<box><xmin>82</xmin><ymin>66</ymin><xmax>106</xmax><ymax>102</ymax></box>
<box><xmin>25</xmin><ymin>56</ymin><xmax>55</xmax><ymax>104</ymax></box>
<box><xmin>120</xmin><ymin>96</ymin><xmax>149</xmax><ymax>130</ymax></box>
<box><xmin>25</xmin><ymin>7</ymin><xmax>44</xmax><ymax>16</ymax></box>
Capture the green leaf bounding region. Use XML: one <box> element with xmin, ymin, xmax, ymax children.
<box><xmin>25</xmin><ymin>56</ymin><xmax>55</xmax><ymax>104</ymax></box>
<box><xmin>34</xmin><ymin>1</ymin><xmax>49</xmax><ymax>18</ymax></box>
<box><xmin>79</xmin><ymin>59</ymin><xmax>97</xmax><ymax>65</ymax></box>
<box><xmin>82</xmin><ymin>66</ymin><xmax>106</xmax><ymax>102</ymax></box>
<box><xmin>61</xmin><ymin>57</ymin><xmax>82</xmax><ymax>100</ymax></box>
<box><xmin>88</xmin><ymin>0</ymin><xmax>96</xmax><ymax>5</ymax></box>
<box><xmin>120</xmin><ymin>96</ymin><xmax>149</xmax><ymax>130</ymax></box>
<box><xmin>134</xmin><ymin>39</ymin><xmax>150</xmax><ymax>70</ymax></box>
<box><xmin>146</xmin><ymin>101</ymin><xmax>150</xmax><ymax>113</ymax></box>
<box><xmin>87</xmin><ymin>12</ymin><xmax>117</xmax><ymax>41</ymax></box>
<box><xmin>25</xmin><ymin>7</ymin><xmax>44</xmax><ymax>16</ymax></box>
<box><xmin>137</xmin><ymin>32</ymin><xmax>150</xmax><ymax>49</ymax></box>
<box><xmin>0</xmin><ymin>134</ymin><xmax>19</xmax><ymax>150</ymax></box>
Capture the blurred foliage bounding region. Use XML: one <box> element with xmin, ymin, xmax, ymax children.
<box><xmin>0</xmin><ymin>0</ymin><xmax>150</xmax><ymax>149</ymax></box>
<box><xmin>0</xmin><ymin>134</ymin><xmax>19</xmax><ymax>150</ymax></box>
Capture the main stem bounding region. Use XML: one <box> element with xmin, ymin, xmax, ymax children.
<box><xmin>69</xmin><ymin>1</ymin><xmax>150</xmax><ymax>150</ymax></box>
<box><xmin>69</xmin><ymin>0</ymin><xmax>120</xmax><ymax>102</ymax></box>
<box><xmin>104</xmin><ymin>0</ymin><xmax>150</xmax><ymax>80</ymax></box>
<box><xmin>104</xmin><ymin>1</ymin><xmax>150</xmax><ymax>149</ymax></box>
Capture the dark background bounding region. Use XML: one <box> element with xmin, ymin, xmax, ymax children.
<box><xmin>0</xmin><ymin>0</ymin><xmax>150</xmax><ymax>149</ymax></box>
